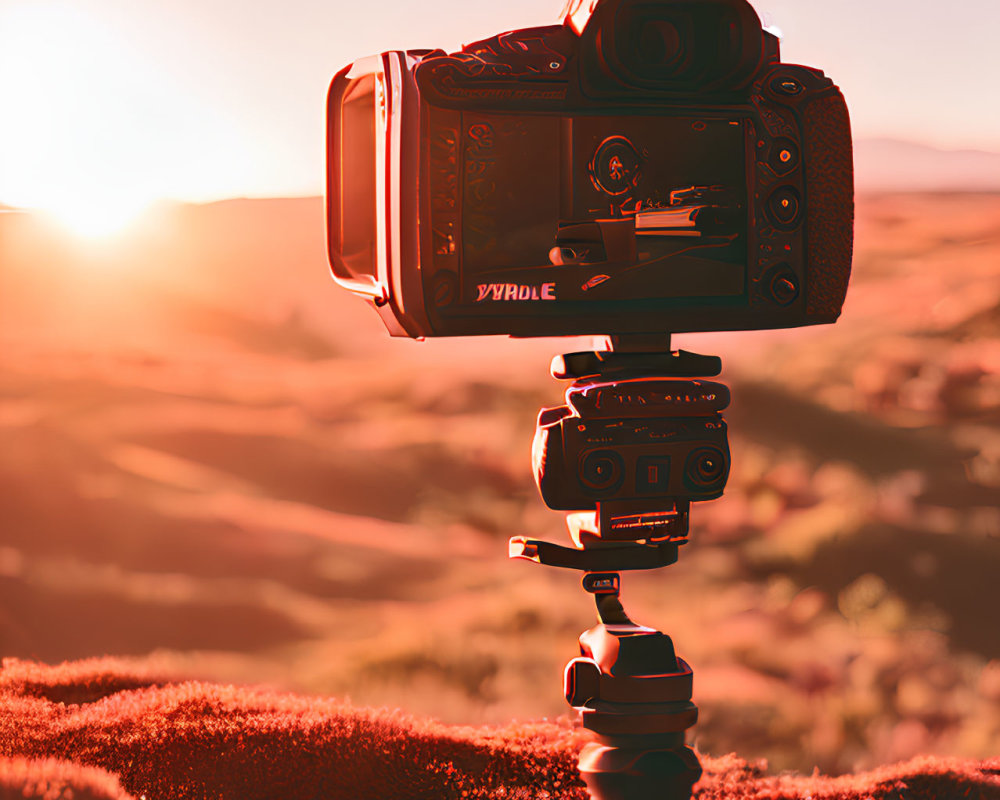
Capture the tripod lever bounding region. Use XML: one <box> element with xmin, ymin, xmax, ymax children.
<box><xmin>508</xmin><ymin>537</ymin><xmax>679</xmax><ymax>571</ymax></box>
<box><xmin>580</xmin><ymin>571</ymin><xmax>632</xmax><ymax>625</ymax></box>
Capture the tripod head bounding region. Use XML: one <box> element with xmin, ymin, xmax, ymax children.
<box><xmin>511</xmin><ymin>339</ymin><xmax>730</xmax><ymax>574</ymax></box>
<box><xmin>509</xmin><ymin>336</ymin><xmax>730</xmax><ymax>799</ymax></box>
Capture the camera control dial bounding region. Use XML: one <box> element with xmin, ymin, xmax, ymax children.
<box><xmin>589</xmin><ymin>135</ymin><xmax>643</xmax><ymax>197</ymax></box>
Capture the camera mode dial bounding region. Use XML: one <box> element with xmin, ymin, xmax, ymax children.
<box><xmin>590</xmin><ymin>136</ymin><xmax>643</xmax><ymax>197</ymax></box>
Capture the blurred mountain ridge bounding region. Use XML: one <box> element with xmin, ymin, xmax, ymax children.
<box><xmin>855</xmin><ymin>138</ymin><xmax>1000</xmax><ymax>191</ymax></box>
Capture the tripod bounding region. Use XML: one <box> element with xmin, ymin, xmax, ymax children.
<box><xmin>510</xmin><ymin>335</ymin><xmax>730</xmax><ymax>800</ymax></box>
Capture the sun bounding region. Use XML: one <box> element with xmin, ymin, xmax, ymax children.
<box><xmin>0</xmin><ymin>2</ymin><xmax>162</xmax><ymax>239</ymax></box>
<box><xmin>0</xmin><ymin>1</ymin><xmax>253</xmax><ymax>241</ymax></box>
<box><xmin>41</xmin><ymin>196</ymin><xmax>153</xmax><ymax>240</ymax></box>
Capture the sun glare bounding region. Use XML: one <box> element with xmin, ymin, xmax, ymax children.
<box><xmin>0</xmin><ymin>3</ymin><xmax>160</xmax><ymax>238</ymax></box>
<box><xmin>0</xmin><ymin>2</ymin><xmax>250</xmax><ymax>239</ymax></box>
<box><xmin>41</xmin><ymin>198</ymin><xmax>152</xmax><ymax>240</ymax></box>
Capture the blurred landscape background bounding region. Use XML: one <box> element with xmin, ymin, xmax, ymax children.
<box><xmin>2</xmin><ymin>0</ymin><xmax>999</xmax><ymax>792</ymax></box>
<box><xmin>1</xmin><ymin>169</ymin><xmax>998</xmax><ymax>775</ymax></box>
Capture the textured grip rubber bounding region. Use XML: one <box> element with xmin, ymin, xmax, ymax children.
<box><xmin>802</xmin><ymin>92</ymin><xmax>854</xmax><ymax>320</ymax></box>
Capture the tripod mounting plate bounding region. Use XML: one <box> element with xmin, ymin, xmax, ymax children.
<box><xmin>552</xmin><ymin>349</ymin><xmax>723</xmax><ymax>381</ymax></box>
<box><xmin>549</xmin><ymin>350</ymin><xmax>722</xmax><ymax>380</ymax></box>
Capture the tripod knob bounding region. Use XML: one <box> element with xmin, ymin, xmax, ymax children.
<box><xmin>565</xmin><ymin>657</ymin><xmax>602</xmax><ymax>707</ymax></box>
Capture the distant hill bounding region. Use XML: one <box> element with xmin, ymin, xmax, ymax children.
<box><xmin>1</xmin><ymin>147</ymin><xmax>996</xmax><ymax>359</ymax></box>
<box><xmin>855</xmin><ymin>138</ymin><xmax>1000</xmax><ymax>192</ymax></box>
<box><xmin>0</xmin><ymin>196</ymin><xmax>382</xmax><ymax>358</ymax></box>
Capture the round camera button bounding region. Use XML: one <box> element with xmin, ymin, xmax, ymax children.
<box><xmin>770</xmin><ymin>76</ymin><xmax>804</xmax><ymax>96</ymax></box>
<box><xmin>683</xmin><ymin>447</ymin><xmax>727</xmax><ymax>492</ymax></box>
<box><xmin>767</xmin><ymin>186</ymin><xmax>801</xmax><ymax>228</ymax></box>
<box><xmin>589</xmin><ymin>136</ymin><xmax>642</xmax><ymax>197</ymax></box>
<box><xmin>763</xmin><ymin>264</ymin><xmax>800</xmax><ymax>306</ymax></box>
<box><xmin>579</xmin><ymin>449</ymin><xmax>625</xmax><ymax>493</ymax></box>
<box><xmin>771</xmin><ymin>274</ymin><xmax>798</xmax><ymax>305</ymax></box>
<box><xmin>768</xmin><ymin>138</ymin><xmax>800</xmax><ymax>175</ymax></box>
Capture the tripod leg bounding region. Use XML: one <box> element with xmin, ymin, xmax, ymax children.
<box><xmin>579</xmin><ymin>740</ymin><xmax>701</xmax><ymax>800</ymax></box>
<box><xmin>566</xmin><ymin>576</ymin><xmax>702</xmax><ymax>800</ymax></box>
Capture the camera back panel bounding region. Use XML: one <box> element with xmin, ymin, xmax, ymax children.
<box><xmin>326</xmin><ymin>0</ymin><xmax>854</xmax><ymax>338</ymax></box>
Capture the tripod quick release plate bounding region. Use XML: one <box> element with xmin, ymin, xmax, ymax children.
<box><xmin>552</xmin><ymin>350</ymin><xmax>723</xmax><ymax>381</ymax></box>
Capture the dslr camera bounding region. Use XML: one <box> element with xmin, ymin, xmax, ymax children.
<box><xmin>326</xmin><ymin>0</ymin><xmax>853</xmax><ymax>340</ymax></box>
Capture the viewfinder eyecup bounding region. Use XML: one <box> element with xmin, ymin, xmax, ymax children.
<box><xmin>579</xmin><ymin>0</ymin><xmax>766</xmax><ymax>96</ymax></box>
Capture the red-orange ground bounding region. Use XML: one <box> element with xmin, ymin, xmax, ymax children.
<box><xmin>1</xmin><ymin>659</ymin><xmax>997</xmax><ymax>800</ymax></box>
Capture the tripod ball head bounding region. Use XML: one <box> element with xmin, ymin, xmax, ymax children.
<box><xmin>533</xmin><ymin>377</ymin><xmax>730</xmax><ymax>541</ymax></box>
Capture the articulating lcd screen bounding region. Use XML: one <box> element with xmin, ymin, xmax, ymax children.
<box><xmin>337</xmin><ymin>73</ymin><xmax>378</xmax><ymax>287</ymax></box>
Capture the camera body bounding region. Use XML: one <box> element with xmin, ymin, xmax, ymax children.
<box><xmin>326</xmin><ymin>0</ymin><xmax>853</xmax><ymax>339</ymax></box>
<box><xmin>533</xmin><ymin>377</ymin><xmax>730</xmax><ymax>523</ymax></box>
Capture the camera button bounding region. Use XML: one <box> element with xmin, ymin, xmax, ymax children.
<box><xmin>683</xmin><ymin>447</ymin><xmax>727</xmax><ymax>493</ymax></box>
<box><xmin>763</xmin><ymin>264</ymin><xmax>800</xmax><ymax>306</ymax></box>
<box><xmin>770</xmin><ymin>76</ymin><xmax>804</xmax><ymax>96</ymax></box>
<box><xmin>579</xmin><ymin>449</ymin><xmax>625</xmax><ymax>494</ymax></box>
<box><xmin>768</xmin><ymin>138</ymin><xmax>799</xmax><ymax>175</ymax></box>
<box><xmin>767</xmin><ymin>186</ymin><xmax>800</xmax><ymax>228</ymax></box>
<box><xmin>590</xmin><ymin>136</ymin><xmax>642</xmax><ymax>197</ymax></box>
<box><xmin>636</xmin><ymin>456</ymin><xmax>671</xmax><ymax>494</ymax></box>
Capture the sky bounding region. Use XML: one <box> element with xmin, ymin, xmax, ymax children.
<box><xmin>1</xmin><ymin>0</ymin><xmax>998</xmax><ymax>231</ymax></box>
